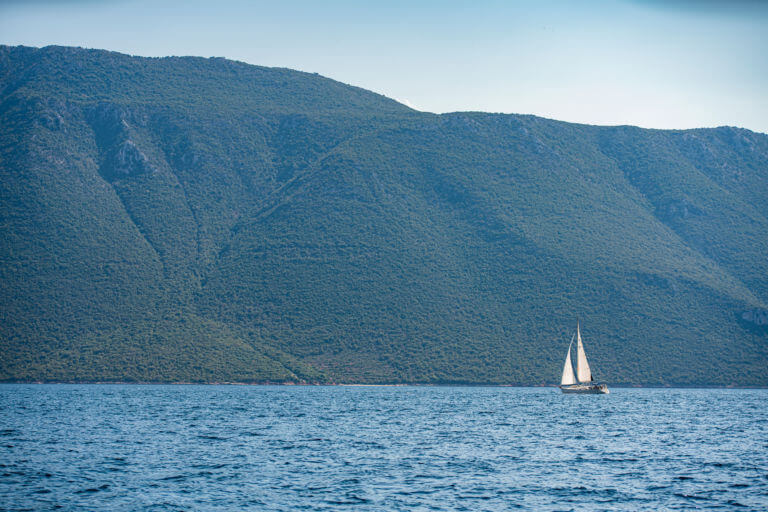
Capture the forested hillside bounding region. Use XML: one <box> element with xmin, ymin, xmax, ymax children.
<box><xmin>1</xmin><ymin>45</ymin><xmax>766</xmax><ymax>385</ymax></box>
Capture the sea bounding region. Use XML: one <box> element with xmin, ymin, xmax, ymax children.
<box><xmin>1</xmin><ymin>385</ymin><xmax>766</xmax><ymax>511</ymax></box>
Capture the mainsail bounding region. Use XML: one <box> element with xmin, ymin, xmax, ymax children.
<box><xmin>575</xmin><ymin>322</ymin><xmax>593</xmax><ymax>383</ymax></box>
<box><xmin>560</xmin><ymin>334</ymin><xmax>576</xmax><ymax>386</ymax></box>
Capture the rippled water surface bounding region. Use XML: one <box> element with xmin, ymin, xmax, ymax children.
<box><xmin>1</xmin><ymin>385</ymin><xmax>767</xmax><ymax>511</ymax></box>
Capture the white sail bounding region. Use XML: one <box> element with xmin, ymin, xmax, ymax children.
<box><xmin>560</xmin><ymin>334</ymin><xmax>576</xmax><ymax>385</ymax></box>
<box><xmin>576</xmin><ymin>322</ymin><xmax>593</xmax><ymax>383</ymax></box>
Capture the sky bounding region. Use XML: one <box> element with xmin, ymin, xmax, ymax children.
<box><xmin>1</xmin><ymin>0</ymin><xmax>767</xmax><ymax>133</ymax></box>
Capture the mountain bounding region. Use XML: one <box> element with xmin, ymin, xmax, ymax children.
<box><xmin>1</xmin><ymin>45</ymin><xmax>766</xmax><ymax>385</ymax></box>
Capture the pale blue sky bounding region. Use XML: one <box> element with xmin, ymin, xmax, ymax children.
<box><xmin>1</xmin><ymin>0</ymin><xmax>766</xmax><ymax>133</ymax></box>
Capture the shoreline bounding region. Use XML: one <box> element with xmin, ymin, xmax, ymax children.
<box><xmin>0</xmin><ymin>381</ymin><xmax>766</xmax><ymax>389</ymax></box>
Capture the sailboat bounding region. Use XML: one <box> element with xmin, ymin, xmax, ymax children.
<box><xmin>560</xmin><ymin>322</ymin><xmax>609</xmax><ymax>394</ymax></box>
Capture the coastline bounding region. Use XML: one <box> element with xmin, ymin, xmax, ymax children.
<box><xmin>1</xmin><ymin>381</ymin><xmax>765</xmax><ymax>389</ymax></box>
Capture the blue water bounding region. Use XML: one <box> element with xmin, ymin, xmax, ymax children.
<box><xmin>1</xmin><ymin>385</ymin><xmax>767</xmax><ymax>511</ymax></box>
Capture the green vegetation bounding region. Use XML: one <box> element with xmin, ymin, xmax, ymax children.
<box><xmin>1</xmin><ymin>45</ymin><xmax>766</xmax><ymax>385</ymax></box>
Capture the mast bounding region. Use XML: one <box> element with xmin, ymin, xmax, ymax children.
<box><xmin>560</xmin><ymin>334</ymin><xmax>576</xmax><ymax>386</ymax></box>
<box><xmin>575</xmin><ymin>322</ymin><xmax>593</xmax><ymax>383</ymax></box>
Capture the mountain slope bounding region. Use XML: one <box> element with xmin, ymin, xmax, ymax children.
<box><xmin>1</xmin><ymin>45</ymin><xmax>766</xmax><ymax>385</ymax></box>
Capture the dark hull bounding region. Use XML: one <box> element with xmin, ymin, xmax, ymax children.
<box><xmin>560</xmin><ymin>383</ymin><xmax>609</xmax><ymax>394</ymax></box>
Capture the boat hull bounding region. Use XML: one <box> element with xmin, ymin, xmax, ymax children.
<box><xmin>560</xmin><ymin>383</ymin><xmax>609</xmax><ymax>394</ymax></box>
